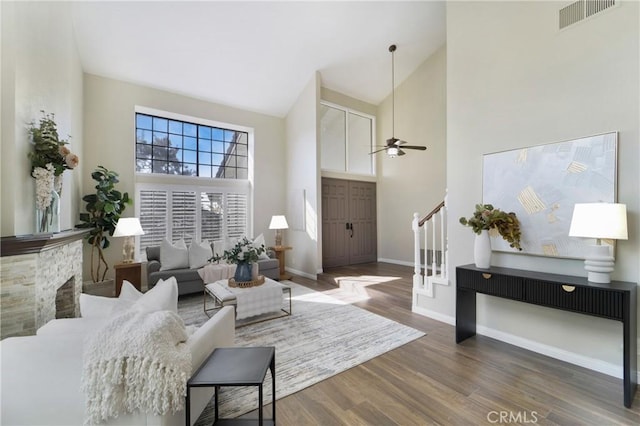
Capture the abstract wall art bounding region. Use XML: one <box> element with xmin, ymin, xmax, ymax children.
<box><xmin>482</xmin><ymin>132</ymin><xmax>617</xmax><ymax>259</ymax></box>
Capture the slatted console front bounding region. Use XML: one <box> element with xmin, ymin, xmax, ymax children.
<box><xmin>456</xmin><ymin>264</ymin><xmax>637</xmax><ymax>408</ymax></box>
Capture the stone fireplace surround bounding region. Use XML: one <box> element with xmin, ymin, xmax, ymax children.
<box><xmin>1</xmin><ymin>230</ymin><xmax>85</xmax><ymax>339</ymax></box>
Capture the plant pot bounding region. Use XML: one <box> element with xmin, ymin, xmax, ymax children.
<box><xmin>474</xmin><ymin>230</ymin><xmax>491</xmax><ymax>269</ymax></box>
<box><xmin>82</xmin><ymin>279</ymin><xmax>115</xmax><ymax>297</ymax></box>
<box><xmin>234</xmin><ymin>262</ymin><xmax>253</xmax><ymax>282</ymax></box>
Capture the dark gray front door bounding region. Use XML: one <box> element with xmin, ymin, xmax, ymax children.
<box><xmin>322</xmin><ymin>178</ymin><xmax>377</xmax><ymax>268</ymax></box>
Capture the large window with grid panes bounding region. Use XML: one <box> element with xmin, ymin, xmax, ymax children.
<box><xmin>135</xmin><ymin>112</ymin><xmax>249</xmax><ymax>178</ymax></box>
<box><xmin>134</xmin><ymin>108</ymin><xmax>253</xmax><ymax>259</ymax></box>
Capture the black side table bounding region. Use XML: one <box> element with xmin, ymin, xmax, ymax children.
<box><xmin>186</xmin><ymin>346</ymin><xmax>276</xmax><ymax>425</ymax></box>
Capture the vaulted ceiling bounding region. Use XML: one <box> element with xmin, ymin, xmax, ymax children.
<box><xmin>71</xmin><ymin>1</ymin><xmax>446</xmax><ymax>118</ymax></box>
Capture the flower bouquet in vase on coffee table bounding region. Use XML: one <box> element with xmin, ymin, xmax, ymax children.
<box><xmin>223</xmin><ymin>237</ymin><xmax>266</xmax><ymax>284</ymax></box>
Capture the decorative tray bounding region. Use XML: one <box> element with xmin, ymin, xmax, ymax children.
<box><xmin>228</xmin><ymin>275</ymin><xmax>265</xmax><ymax>288</ymax></box>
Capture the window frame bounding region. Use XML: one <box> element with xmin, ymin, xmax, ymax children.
<box><xmin>319</xmin><ymin>101</ymin><xmax>377</xmax><ymax>177</ymax></box>
<box><xmin>134</xmin><ymin>106</ymin><xmax>253</xmax><ymax>181</ymax></box>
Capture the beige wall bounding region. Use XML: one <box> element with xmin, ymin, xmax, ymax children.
<box><xmin>441</xmin><ymin>1</ymin><xmax>639</xmax><ymax>375</ymax></box>
<box><xmin>285</xmin><ymin>73</ymin><xmax>321</xmax><ymax>278</ymax></box>
<box><xmin>83</xmin><ymin>74</ymin><xmax>286</xmax><ymax>281</ymax></box>
<box><xmin>377</xmin><ymin>45</ymin><xmax>447</xmax><ymax>264</ymax></box>
<box><xmin>1</xmin><ymin>1</ymin><xmax>84</xmax><ymax>236</ymax></box>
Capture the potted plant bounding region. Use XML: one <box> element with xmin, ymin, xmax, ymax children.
<box><xmin>459</xmin><ymin>204</ymin><xmax>522</xmax><ymax>268</ymax></box>
<box><xmin>223</xmin><ymin>237</ymin><xmax>266</xmax><ymax>282</ymax></box>
<box><xmin>78</xmin><ymin>166</ymin><xmax>131</xmax><ymax>283</ymax></box>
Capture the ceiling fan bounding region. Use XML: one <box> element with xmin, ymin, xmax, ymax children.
<box><xmin>370</xmin><ymin>44</ymin><xmax>427</xmax><ymax>157</ymax></box>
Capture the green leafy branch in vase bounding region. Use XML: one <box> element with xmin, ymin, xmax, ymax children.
<box><xmin>459</xmin><ymin>203</ymin><xmax>523</xmax><ymax>251</ymax></box>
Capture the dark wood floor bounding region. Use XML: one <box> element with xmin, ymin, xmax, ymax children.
<box><xmin>259</xmin><ymin>262</ymin><xmax>639</xmax><ymax>425</ymax></box>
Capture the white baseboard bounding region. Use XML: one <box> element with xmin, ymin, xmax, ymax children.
<box><xmin>378</xmin><ymin>258</ymin><xmax>444</xmax><ymax>274</ymax></box>
<box><xmin>286</xmin><ymin>267</ymin><xmax>316</xmax><ymax>280</ymax></box>
<box><xmin>377</xmin><ymin>257</ymin><xmax>413</xmax><ymax>267</ymax></box>
<box><xmin>411</xmin><ymin>304</ymin><xmax>456</xmax><ymax>326</ymax></box>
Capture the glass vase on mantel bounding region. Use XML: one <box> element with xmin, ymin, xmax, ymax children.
<box><xmin>473</xmin><ymin>229</ymin><xmax>491</xmax><ymax>269</ymax></box>
<box><xmin>234</xmin><ymin>262</ymin><xmax>253</xmax><ymax>282</ymax></box>
<box><xmin>36</xmin><ymin>190</ymin><xmax>60</xmax><ymax>233</ymax></box>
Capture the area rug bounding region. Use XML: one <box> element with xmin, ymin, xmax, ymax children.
<box><xmin>178</xmin><ymin>281</ymin><xmax>425</xmax><ymax>423</ymax></box>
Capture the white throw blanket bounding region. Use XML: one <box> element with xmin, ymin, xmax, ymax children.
<box><xmin>81</xmin><ymin>310</ymin><xmax>191</xmax><ymax>425</ymax></box>
<box><xmin>198</xmin><ymin>263</ymin><xmax>237</xmax><ymax>284</ymax></box>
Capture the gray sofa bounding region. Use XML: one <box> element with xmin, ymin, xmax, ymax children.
<box><xmin>145</xmin><ymin>246</ymin><xmax>280</xmax><ymax>295</ymax></box>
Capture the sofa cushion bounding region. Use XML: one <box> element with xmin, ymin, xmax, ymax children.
<box><xmin>120</xmin><ymin>280</ymin><xmax>143</xmax><ymax>301</ymax></box>
<box><xmin>80</xmin><ymin>293</ymin><xmax>120</xmax><ymax>318</ymax></box>
<box><xmin>79</xmin><ymin>281</ymin><xmax>144</xmax><ymax>318</ymax></box>
<box><xmin>253</xmin><ymin>234</ymin><xmax>271</xmax><ymax>260</ymax></box>
<box><xmin>160</xmin><ymin>238</ymin><xmax>189</xmax><ymax>271</ymax></box>
<box><xmin>212</xmin><ymin>239</ymin><xmax>232</xmax><ymax>258</ymax></box>
<box><xmin>189</xmin><ymin>240</ymin><xmax>212</xmax><ymax>269</ymax></box>
<box><xmin>133</xmin><ymin>276</ymin><xmax>179</xmax><ymax>313</ymax></box>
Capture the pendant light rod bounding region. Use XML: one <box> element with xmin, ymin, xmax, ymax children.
<box><xmin>389</xmin><ymin>44</ymin><xmax>396</xmax><ymax>138</ymax></box>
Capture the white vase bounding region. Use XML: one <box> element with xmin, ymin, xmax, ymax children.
<box><xmin>474</xmin><ymin>230</ymin><xmax>491</xmax><ymax>269</ymax></box>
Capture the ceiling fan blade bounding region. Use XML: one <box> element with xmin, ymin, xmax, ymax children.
<box><xmin>402</xmin><ymin>145</ymin><xmax>427</xmax><ymax>150</ymax></box>
<box><xmin>369</xmin><ymin>147</ymin><xmax>389</xmax><ymax>155</ymax></box>
<box><xmin>397</xmin><ymin>149</ymin><xmax>406</xmax><ymax>156</ymax></box>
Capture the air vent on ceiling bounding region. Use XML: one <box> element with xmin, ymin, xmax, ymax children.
<box><xmin>559</xmin><ymin>0</ymin><xmax>617</xmax><ymax>30</ymax></box>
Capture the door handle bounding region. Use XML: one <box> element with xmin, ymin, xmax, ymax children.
<box><xmin>345</xmin><ymin>222</ymin><xmax>354</xmax><ymax>238</ymax></box>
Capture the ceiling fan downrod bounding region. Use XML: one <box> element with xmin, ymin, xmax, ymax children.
<box><xmin>389</xmin><ymin>44</ymin><xmax>396</xmax><ymax>140</ymax></box>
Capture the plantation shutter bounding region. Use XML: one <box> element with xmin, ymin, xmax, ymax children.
<box><xmin>139</xmin><ymin>190</ymin><xmax>168</xmax><ymax>257</ymax></box>
<box><xmin>136</xmin><ymin>186</ymin><xmax>250</xmax><ymax>259</ymax></box>
<box><xmin>227</xmin><ymin>193</ymin><xmax>248</xmax><ymax>239</ymax></box>
<box><xmin>171</xmin><ymin>191</ymin><xmax>197</xmax><ymax>244</ymax></box>
<box><xmin>201</xmin><ymin>192</ymin><xmax>224</xmax><ymax>241</ymax></box>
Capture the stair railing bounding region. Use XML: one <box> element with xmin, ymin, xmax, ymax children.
<box><xmin>412</xmin><ymin>198</ymin><xmax>447</xmax><ymax>297</ymax></box>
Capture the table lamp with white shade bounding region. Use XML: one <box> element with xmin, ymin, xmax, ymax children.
<box><xmin>568</xmin><ymin>203</ymin><xmax>628</xmax><ymax>283</ymax></box>
<box><xmin>269</xmin><ymin>215</ymin><xmax>289</xmax><ymax>247</ymax></box>
<box><xmin>113</xmin><ymin>217</ymin><xmax>145</xmax><ymax>263</ymax></box>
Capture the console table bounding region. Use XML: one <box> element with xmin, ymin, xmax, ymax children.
<box><xmin>456</xmin><ymin>264</ymin><xmax>637</xmax><ymax>408</ymax></box>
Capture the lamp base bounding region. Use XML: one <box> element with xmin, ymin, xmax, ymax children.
<box><xmin>275</xmin><ymin>230</ymin><xmax>283</xmax><ymax>247</ymax></box>
<box><xmin>122</xmin><ymin>236</ymin><xmax>136</xmax><ymax>263</ymax></box>
<box><xmin>584</xmin><ymin>244</ymin><xmax>614</xmax><ymax>284</ymax></box>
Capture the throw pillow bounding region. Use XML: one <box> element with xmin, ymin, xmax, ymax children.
<box><xmin>189</xmin><ymin>240</ymin><xmax>213</xmax><ymax>269</ymax></box>
<box><xmin>132</xmin><ymin>276</ymin><xmax>179</xmax><ymax>313</ymax></box>
<box><xmin>80</xmin><ymin>293</ymin><xmax>120</xmax><ymax>318</ymax></box>
<box><xmin>212</xmin><ymin>238</ymin><xmax>233</xmax><ymax>260</ymax></box>
<box><xmin>253</xmin><ymin>234</ymin><xmax>271</xmax><ymax>260</ymax></box>
<box><xmin>110</xmin><ymin>280</ymin><xmax>144</xmax><ymax>314</ymax></box>
<box><xmin>119</xmin><ymin>280</ymin><xmax>143</xmax><ymax>302</ymax></box>
<box><xmin>159</xmin><ymin>238</ymin><xmax>189</xmax><ymax>271</ymax></box>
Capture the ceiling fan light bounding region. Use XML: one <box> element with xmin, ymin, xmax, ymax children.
<box><xmin>387</xmin><ymin>147</ymin><xmax>399</xmax><ymax>157</ymax></box>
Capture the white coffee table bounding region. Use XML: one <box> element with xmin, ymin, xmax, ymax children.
<box><xmin>204</xmin><ymin>277</ymin><xmax>292</xmax><ymax>326</ymax></box>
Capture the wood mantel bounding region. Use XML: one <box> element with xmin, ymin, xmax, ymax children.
<box><xmin>0</xmin><ymin>229</ymin><xmax>88</xmax><ymax>257</ymax></box>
